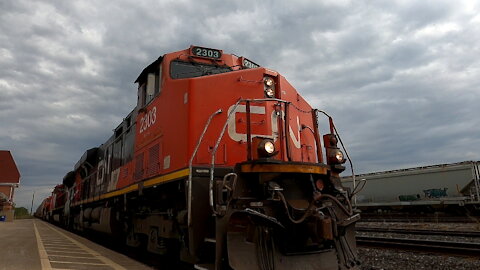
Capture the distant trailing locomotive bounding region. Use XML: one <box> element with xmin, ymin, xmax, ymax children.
<box><xmin>37</xmin><ymin>46</ymin><xmax>360</xmax><ymax>270</ymax></box>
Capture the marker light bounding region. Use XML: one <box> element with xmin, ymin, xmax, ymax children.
<box><xmin>315</xmin><ymin>179</ymin><xmax>325</xmax><ymax>191</ymax></box>
<box><xmin>335</xmin><ymin>150</ymin><xmax>345</xmax><ymax>163</ymax></box>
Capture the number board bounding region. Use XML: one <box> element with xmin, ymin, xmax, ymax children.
<box><xmin>242</xmin><ymin>58</ymin><xmax>260</xmax><ymax>69</ymax></box>
<box><xmin>192</xmin><ymin>46</ymin><xmax>222</xmax><ymax>59</ymax></box>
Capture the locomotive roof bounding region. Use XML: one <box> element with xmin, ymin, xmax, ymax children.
<box><xmin>135</xmin><ymin>56</ymin><xmax>163</xmax><ymax>84</ymax></box>
<box><xmin>0</xmin><ymin>150</ymin><xmax>20</xmax><ymax>184</ymax></box>
<box><xmin>62</xmin><ymin>171</ymin><xmax>75</xmax><ymax>188</ymax></box>
<box><xmin>74</xmin><ymin>147</ymin><xmax>98</xmax><ymax>171</ymax></box>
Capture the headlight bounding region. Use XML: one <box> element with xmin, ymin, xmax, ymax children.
<box><xmin>264</xmin><ymin>76</ymin><xmax>275</xmax><ymax>98</ymax></box>
<box><xmin>264</xmin><ymin>141</ymin><xmax>275</xmax><ymax>154</ymax></box>
<box><xmin>265</xmin><ymin>88</ymin><xmax>275</xmax><ymax>98</ymax></box>
<box><xmin>258</xmin><ymin>139</ymin><xmax>277</xmax><ymax>157</ymax></box>
<box><xmin>335</xmin><ymin>150</ymin><xmax>344</xmax><ymax>163</ymax></box>
<box><xmin>264</xmin><ymin>77</ymin><xmax>274</xmax><ymax>87</ymax></box>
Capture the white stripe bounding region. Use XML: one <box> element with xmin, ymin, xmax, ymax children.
<box><xmin>49</xmin><ymin>260</ymin><xmax>106</xmax><ymax>266</ymax></box>
<box><xmin>45</xmin><ymin>254</ymin><xmax>95</xmax><ymax>259</ymax></box>
<box><xmin>41</xmin><ymin>222</ymin><xmax>127</xmax><ymax>270</ymax></box>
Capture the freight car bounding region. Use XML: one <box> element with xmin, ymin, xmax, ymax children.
<box><xmin>37</xmin><ymin>46</ymin><xmax>360</xmax><ymax>270</ymax></box>
<box><xmin>342</xmin><ymin>161</ymin><xmax>480</xmax><ymax>211</ymax></box>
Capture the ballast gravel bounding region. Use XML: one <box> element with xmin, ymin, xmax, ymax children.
<box><xmin>358</xmin><ymin>247</ymin><xmax>480</xmax><ymax>270</ymax></box>
<box><xmin>357</xmin><ymin>222</ymin><xmax>480</xmax><ymax>269</ymax></box>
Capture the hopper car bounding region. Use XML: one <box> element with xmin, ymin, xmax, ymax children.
<box><xmin>36</xmin><ymin>46</ymin><xmax>360</xmax><ymax>270</ymax></box>
<box><xmin>342</xmin><ymin>161</ymin><xmax>480</xmax><ymax>212</ymax></box>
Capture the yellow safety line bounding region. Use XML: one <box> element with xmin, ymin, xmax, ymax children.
<box><xmin>143</xmin><ymin>168</ymin><xmax>190</xmax><ymax>187</ymax></box>
<box><xmin>71</xmin><ymin>168</ymin><xmax>190</xmax><ymax>206</ymax></box>
<box><xmin>33</xmin><ymin>221</ymin><xmax>53</xmax><ymax>270</ymax></box>
<box><xmin>240</xmin><ymin>163</ymin><xmax>328</xmax><ymax>174</ymax></box>
<box><xmin>100</xmin><ymin>184</ymin><xmax>139</xmax><ymax>200</ymax></box>
<box><xmin>41</xmin><ymin>221</ymin><xmax>127</xmax><ymax>270</ymax></box>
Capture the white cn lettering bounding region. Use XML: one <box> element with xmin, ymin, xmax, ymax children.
<box><xmin>227</xmin><ymin>105</ymin><xmax>275</xmax><ymax>142</ymax></box>
<box><xmin>226</xmin><ymin>104</ymin><xmax>300</xmax><ymax>149</ymax></box>
<box><xmin>289</xmin><ymin>116</ymin><xmax>301</xmax><ymax>149</ymax></box>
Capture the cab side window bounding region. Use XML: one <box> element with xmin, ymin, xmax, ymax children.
<box><xmin>146</xmin><ymin>73</ymin><xmax>155</xmax><ymax>104</ymax></box>
<box><xmin>137</xmin><ymin>64</ymin><xmax>162</xmax><ymax>108</ymax></box>
<box><xmin>155</xmin><ymin>65</ymin><xmax>162</xmax><ymax>96</ymax></box>
<box><xmin>138</xmin><ymin>83</ymin><xmax>146</xmax><ymax>108</ymax></box>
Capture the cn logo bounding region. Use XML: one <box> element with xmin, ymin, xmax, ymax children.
<box><xmin>227</xmin><ymin>105</ymin><xmax>301</xmax><ymax>148</ymax></box>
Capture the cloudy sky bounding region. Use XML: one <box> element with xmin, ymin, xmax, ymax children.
<box><xmin>2</xmin><ymin>0</ymin><xmax>480</xmax><ymax>209</ymax></box>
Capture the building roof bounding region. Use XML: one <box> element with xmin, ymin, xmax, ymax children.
<box><xmin>0</xmin><ymin>151</ymin><xmax>20</xmax><ymax>184</ymax></box>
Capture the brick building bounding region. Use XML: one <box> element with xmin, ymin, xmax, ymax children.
<box><xmin>0</xmin><ymin>151</ymin><xmax>20</xmax><ymax>221</ymax></box>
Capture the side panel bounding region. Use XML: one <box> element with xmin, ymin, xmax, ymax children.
<box><xmin>133</xmin><ymin>79</ymin><xmax>189</xmax><ymax>181</ymax></box>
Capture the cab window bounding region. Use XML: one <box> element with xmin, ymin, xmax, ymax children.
<box><xmin>137</xmin><ymin>63</ymin><xmax>162</xmax><ymax>108</ymax></box>
<box><xmin>137</xmin><ymin>83</ymin><xmax>146</xmax><ymax>108</ymax></box>
<box><xmin>170</xmin><ymin>60</ymin><xmax>232</xmax><ymax>79</ymax></box>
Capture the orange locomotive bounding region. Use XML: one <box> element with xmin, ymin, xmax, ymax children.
<box><xmin>39</xmin><ymin>46</ymin><xmax>360</xmax><ymax>269</ymax></box>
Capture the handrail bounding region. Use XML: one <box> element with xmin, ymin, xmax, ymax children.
<box><xmin>187</xmin><ymin>109</ymin><xmax>222</xmax><ymax>226</ymax></box>
<box><xmin>210</xmin><ymin>98</ymin><xmax>243</xmax><ymax>215</ymax></box>
<box><xmin>315</xmin><ymin>109</ymin><xmax>356</xmax><ymax>204</ymax></box>
<box><xmin>207</xmin><ymin>98</ymin><xmax>344</xmax><ymax>214</ymax></box>
<box><xmin>311</xmin><ymin>109</ymin><xmax>323</xmax><ymax>163</ymax></box>
<box><xmin>208</xmin><ymin>98</ymin><xmax>294</xmax><ymax>215</ymax></box>
<box><xmin>246</xmin><ymin>101</ymin><xmax>252</xmax><ymax>160</ymax></box>
<box><xmin>284</xmin><ymin>102</ymin><xmax>291</xmax><ymax>161</ymax></box>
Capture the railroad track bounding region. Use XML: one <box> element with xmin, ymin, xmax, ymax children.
<box><xmin>360</xmin><ymin>217</ymin><xmax>478</xmax><ymax>223</ymax></box>
<box><xmin>359</xmin><ymin>213</ymin><xmax>480</xmax><ymax>224</ymax></box>
<box><xmin>356</xmin><ymin>236</ymin><xmax>480</xmax><ymax>256</ymax></box>
<box><xmin>357</xmin><ymin>227</ymin><xmax>480</xmax><ymax>238</ymax></box>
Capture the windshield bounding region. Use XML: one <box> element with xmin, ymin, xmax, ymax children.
<box><xmin>170</xmin><ymin>60</ymin><xmax>232</xmax><ymax>79</ymax></box>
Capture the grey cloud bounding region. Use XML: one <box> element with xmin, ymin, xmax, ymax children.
<box><xmin>1</xmin><ymin>0</ymin><xmax>480</xmax><ymax>209</ymax></box>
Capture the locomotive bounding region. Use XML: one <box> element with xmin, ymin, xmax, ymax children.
<box><xmin>37</xmin><ymin>46</ymin><xmax>360</xmax><ymax>270</ymax></box>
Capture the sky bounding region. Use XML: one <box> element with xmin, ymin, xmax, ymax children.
<box><xmin>1</xmin><ymin>0</ymin><xmax>480</xmax><ymax>210</ymax></box>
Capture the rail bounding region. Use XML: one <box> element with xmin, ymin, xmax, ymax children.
<box><xmin>359</xmin><ymin>212</ymin><xmax>480</xmax><ymax>223</ymax></box>
<box><xmin>357</xmin><ymin>235</ymin><xmax>480</xmax><ymax>257</ymax></box>
<box><xmin>209</xmin><ymin>99</ymin><xmax>243</xmax><ymax>215</ymax></box>
<box><xmin>315</xmin><ymin>109</ymin><xmax>357</xmax><ymax>204</ymax></box>
<box><xmin>357</xmin><ymin>227</ymin><xmax>480</xmax><ymax>238</ymax></box>
<box><xmin>208</xmin><ymin>98</ymin><xmax>323</xmax><ymax>215</ymax></box>
<box><xmin>195</xmin><ymin>98</ymin><xmax>352</xmax><ymax>216</ymax></box>
<box><xmin>207</xmin><ymin>98</ymin><xmax>335</xmax><ymax>215</ymax></box>
<box><xmin>187</xmin><ymin>109</ymin><xmax>223</xmax><ymax>226</ymax></box>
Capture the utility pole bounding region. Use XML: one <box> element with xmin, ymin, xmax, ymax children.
<box><xmin>30</xmin><ymin>190</ymin><xmax>35</xmax><ymax>216</ymax></box>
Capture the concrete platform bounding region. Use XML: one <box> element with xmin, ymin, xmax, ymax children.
<box><xmin>0</xmin><ymin>219</ymin><xmax>153</xmax><ymax>270</ymax></box>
